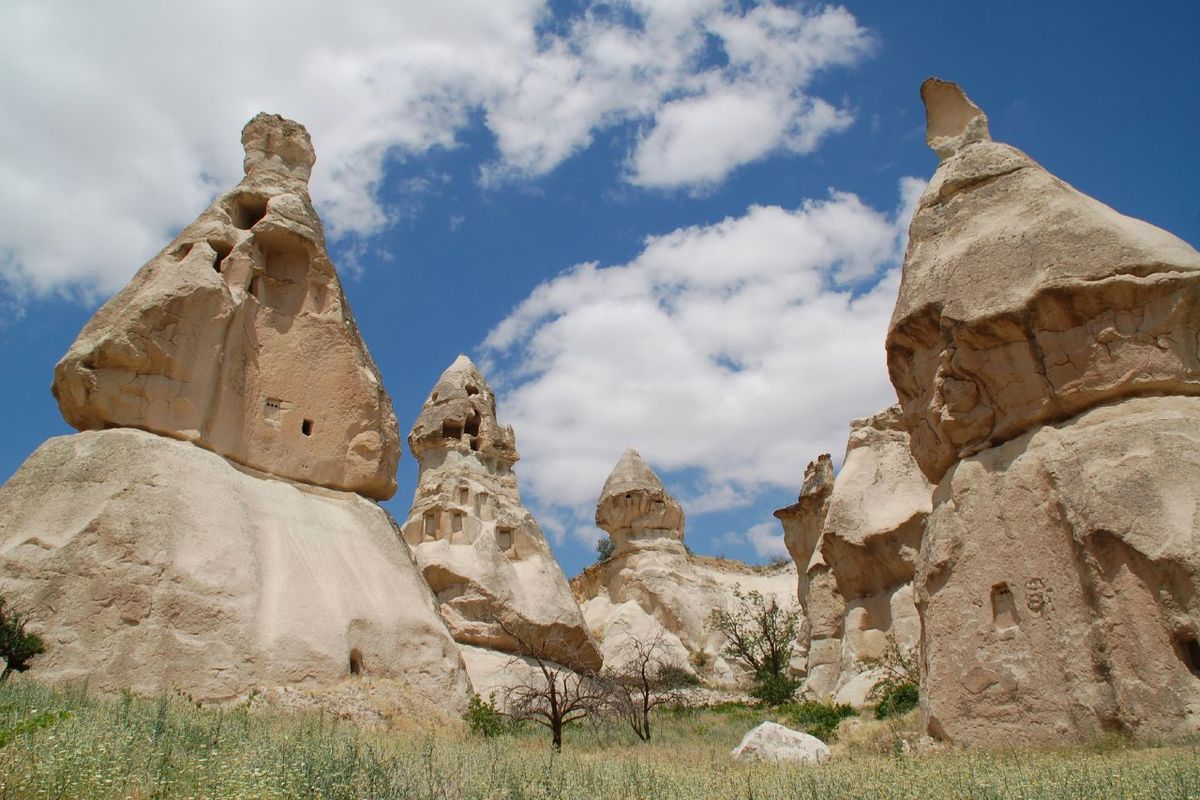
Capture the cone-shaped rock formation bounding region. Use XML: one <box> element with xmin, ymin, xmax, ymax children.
<box><xmin>892</xmin><ymin>79</ymin><xmax>1200</xmax><ymax>743</ymax></box>
<box><xmin>54</xmin><ymin>113</ymin><xmax>400</xmax><ymax>500</ymax></box>
<box><xmin>0</xmin><ymin>115</ymin><xmax>470</xmax><ymax>715</ymax></box>
<box><xmin>401</xmin><ymin>355</ymin><xmax>602</xmax><ymax>672</ymax></box>
<box><xmin>575</xmin><ymin>450</ymin><xmax>799</xmax><ymax>683</ymax></box>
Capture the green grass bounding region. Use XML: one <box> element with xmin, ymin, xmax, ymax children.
<box><xmin>0</xmin><ymin>678</ymin><xmax>1197</xmax><ymax>799</ymax></box>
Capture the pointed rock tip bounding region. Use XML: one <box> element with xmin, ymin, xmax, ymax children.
<box><xmin>921</xmin><ymin>77</ymin><xmax>990</xmax><ymax>159</ymax></box>
<box><xmin>601</xmin><ymin>449</ymin><xmax>665</xmax><ymax>499</ymax></box>
<box><xmin>242</xmin><ymin>112</ymin><xmax>316</xmax><ymax>182</ymax></box>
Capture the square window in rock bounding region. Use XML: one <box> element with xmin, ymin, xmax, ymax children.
<box><xmin>301</xmin><ymin>419</ymin><xmax>313</xmax><ymax>436</ymax></box>
<box><xmin>451</xmin><ymin>512</ymin><xmax>464</xmax><ymax>533</ymax></box>
<box><xmin>423</xmin><ymin>512</ymin><xmax>438</xmax><ymax>539</ymax></box>
<box><xmin>496</xmin><ymin>527</ymin><xmax>514</xmax><ymax>553</ymax></box>
<box><xmin>991</xmin><ymin>583</ymin><xmax>1019</xmax><ymax>628</ymax></box>
<box><xmin>457</xmin><ymin>487</ymin><xmax>469</xmax><ymax>505</ymax></box>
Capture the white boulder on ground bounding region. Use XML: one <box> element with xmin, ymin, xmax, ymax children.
<box><xmin>730</xmin><ymin>721</ymin><xmax>831</xmax><ymax>764</ymax></box>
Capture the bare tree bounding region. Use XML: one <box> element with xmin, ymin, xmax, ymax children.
<box><xmin>495</xmin><ymin>615</ymin><xmax>610</xmax><ymax>751</ymax></box>
<box><xmin>606</xmin><ymin>631</ymin><xmax>692</xmax><ymax>742</ymax></box>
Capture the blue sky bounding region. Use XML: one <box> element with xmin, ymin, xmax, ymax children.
<box><xmin>2</xmin><ymin>1</ymin><xmax>1197</xmax><ymax>577</ymax></box>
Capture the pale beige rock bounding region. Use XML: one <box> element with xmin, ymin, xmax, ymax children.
<box><xmin>401</xmin><ymin>356</ymin><xmax>601</xmax><ymax>672</ymax></box>
<box><xmin>730</xmin><ymin>721</ymin><xmax>831</xmax><ymax>764</ymax></box>
<box><xmin>0</xmin><ymin>429</ymin><xmax>470</xmax><ymax>713</ymax></box>
<box><xmin>887</xmin><ymin>79</ymin><xmax>1200</xmax><ymax>483</ymax></box>
<box><xmin>917</xmin><ymin>396</ymin><xmax>1200</xmax><ymax>743</ymax></box>
<box><xmin>780</xmin><ymin>408</ymin><xmax>931</xmax><ymax>704</ymax></box>
<box><xmin>54</xmin><ymin>114</ymin><xmax>399</xmax><ymax>500</ymax></box>
<box><xmin>575</xmin><ymin>450</ymin><xmax>800</xmax><ymax>685</ymax></box>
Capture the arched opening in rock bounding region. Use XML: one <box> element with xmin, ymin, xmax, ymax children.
<box><xmin>457</xmin><ymin>487</ymin><xmax>469</xmax><ymax>505</ymax></box>
<box><xmin>1179</xmin><ymin>637</ymin><xmax>1200</xmax><ymax>675</ymax></box>
<box><xmin>172</xmin><ymin>242</ymin><xmax>194</xmax><ymax>261</ymax></box>
<box><xmin>496</xmin><ymin>527</ymin><xmax>514</xmax><ymax>553</ymax></box>
<box><xmin>451</xmin><ymin>511</ymin><xmax>464</xmax><ymax>533</ymax></box>
<box><xmin>991</xmin><ymin>583</ymin><xmax>1018</xmax><ymax>628</ymax></box>
<box><xmin>349</xmin><ymin>648</ymin><xmax>364</xmax><ymax>676</ymax></box>
<box><xmin>230</xmin><ymin>193</ymin><xmax>268</xmax><ymax>230</ymax></box>
<box><xmin>423</xmin><ymin>511</ymin><xmax>438</xmax><ymax>539</ymax></box>
<box><xmin>464</xmin><ymin>411</ymin><xmax>481</xmax><ymax>438</ymax></box>
<box><xmin>208</xmin><ymin>239</ymin><xmax>233</xmax><ymax>272</ymax></box>
<box><xmin>443</xmin><ymin>420</ymin><xmax>463</xmax><ymax>440</ymax></box>
<box><xmin>301</xmin><ymin>418</ymin><xmax>313</xmax><ymax>437</ymax></box>
<box><xmin>465</xmin><ymin>385</ymin><xmax>479</xmax><ymax>396</ymax></box>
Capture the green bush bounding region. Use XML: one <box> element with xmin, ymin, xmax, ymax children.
<box><xmin>750</xmin><ymin>671</ymin><xmax>799</xmax><ymax>706</ymax></box>
<box><xmin>0</xmin><ymin>595</ymin><xmax>44</xmax><ymax>681</ymax></box>
<box><xmin>594</xmin><ymin>537</ymin><xmax>615</xmax><ymax>563</ymax></box>
<box><xmin>464</xmin><ymin>693</ymin><xmax>507</xmax><ymax>738</ymax></box>
<box><xmin>657</xmin><ymin>664</ymin><xmax>700</xmax><ymax>688</ymax></box>
<box><xmin>784</xmin><ymin>700</ymin><xmax>857</xmax><ymax>742</ymax></box>
<box><xmin>874</xmin><ymin>681</ymin><xmax>919</xmax><ymax>720</ymax></box>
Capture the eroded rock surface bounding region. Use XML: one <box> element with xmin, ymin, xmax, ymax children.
<box><xmin>918</xmin><ymin>397</ymin><xmax>1200</xmax><ymax>743</ymax></box>
<box><xmin>54</xmin><ymin>113</ymin><xmax>399</xmax><ymax>500</ymax></box>
<box><xmin>401</xmin><ymin>356</ymin><xmax>601</xmax><ymax>672</ymax></box>
<box><xmin>894</xmin><ymin>79</ymin><xmax>1200</xmax><ymax>744</ymax></box>
<box><xmin>0</xmin><ymin>429</ymin><xmax>470</xmax><ymax>712</ymax></box>
<box><xmin>779</xmin><ymin>408</ymin><xmax>931</xmax><ymax>705</ymax></box>
<box><xmin>887</xmin><ymin>79</ymin><xmax>1200</xmax><ymax>483</ymax></box>
<box><xmin>575</xmin><ymin>450</ymin><xmax>799</xmax><ymax>684</ymax></box>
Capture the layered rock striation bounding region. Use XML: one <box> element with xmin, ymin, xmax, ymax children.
<box><xmin>401</xmin><ymin>355</ymin><xmax>602</xmax><ymax>672</ymax></box>
<box><xmin>890</xmin><ymin>79</ymin><xmax>1200</xmax><ymax>743</ymax></box>
<box><xmin>0</xmin><ymin>115</ymin><xmax>470</xmax><ymax>714</ymax></box>
<box><xmin>54</xmin><ymin>113</ymin><xmax>399</xmax><ymax>500</ymax></box>
<box><xmin>575</xmin><ymin>450</ymin><xmax>799</xmax><ymax>684</ymax></box>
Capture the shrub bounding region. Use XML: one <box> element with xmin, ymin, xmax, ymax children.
<box><xmin>750</xmin><ymin>671</ymin><xmax>799</xmax><ymax>706</ymax></box>
<box><xmin>0</xmin><ymin>595</ymin><xmax>44</xmax><ymax>681</ymax></box>
<box><xmin>656</xmin><ymin>664</ymin><xmax>700</xmax><ymax>689</ymax></box>
<box><xmin>465</xmin><ymin>693</ymin><xmax>507</xmax><ymax>738</ymax></box>
<box><xmin>874</xmin><ymin>681</ymin><xmax>919</xmax><ymax>720</ymax></box>
<box><xmin>785</xmin><ymin>700</ymin><xmax>857</xmax><ymax>742</ymax></box>
<box><xmin>594</xmin><ymin>537</ymin><xmax>615</xmax><ymax>563</ymax></box>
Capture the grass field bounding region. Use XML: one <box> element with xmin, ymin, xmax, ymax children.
<box><xmin>0</xmin><ymin>678</ymin><xmax>1197</xmax><ymax>799</ymax></box>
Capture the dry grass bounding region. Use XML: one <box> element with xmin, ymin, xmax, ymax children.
<box><xmin>0</xmin><ymin>678</ymin><xmax>1196</xmax><ymax>799</ymax></box>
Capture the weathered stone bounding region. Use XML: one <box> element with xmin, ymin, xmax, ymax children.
<box><xmin>401</xmin><ymin>355</ymin><xmax>601</xmax><ymax>672</ymax></box>
<box><xmin>53</xmin><ymin>113</ymin><xmax>399</xmax><ymax>500</ymax></box>
<box><xmin>887</xmin><ymin>79</ymin><xmax>1200</xmax><ymax>483</ymax></box>
<box><xmin>575</xmin><ymin>450</ymin><xmax>800</xmax><ymax>684</ymax></box>
<box><xmin>0</xmin><ymin>429</ymin><xmax>470</xmax><ymax>712</ymax></box>
<box><xmin>781</xmin><ymin>408</ymin><xmax>931</xmax><ymax>704</ymax></box>
<box><xmin>730</xmin><ymin>721</ymin><xmax>831</xmax><ymax>764</ymax></box>
<box><xmin>917</xmin><ymin>396</ymin><xmax>1200</xmax><ymax>743</ymax></box>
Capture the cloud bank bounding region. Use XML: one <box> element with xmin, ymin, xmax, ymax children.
<box><xmin>483</xmin><ymin>178</ymin><xmax>925</xmax><ymax>546</ymax></box>
<box><xmin>0</xmin><ymin>1</ymin><xmax>871</xmax><ymax>301</ymax></box>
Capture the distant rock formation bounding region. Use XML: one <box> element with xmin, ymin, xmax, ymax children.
<box><xmin>53</xmin><ymin>113</ymin><xmax>399</xmax><ymax>501</ymax></box>
<box><xmin>777</xmin><ymin>408</ymin><xmax>931</xmax><ymax>706</ymax></box>
<box><xmin>574</xmin><ymin>450</ymin><xmax>799</xmax><ymax>684</ymax></box>
<box><xmin>888</xmin><ymin>79</ymin><xmax>1200</xmax><ymax>743</ymax></box>
<box><xmin>0</xmin><ymin>115</ymin><xmax>470</xmax><ymax>714</ymax></box>
<box><xmin>400</xmin><ymin>355</ymin><xmax>602</xmax><ymax>673</ymax></box>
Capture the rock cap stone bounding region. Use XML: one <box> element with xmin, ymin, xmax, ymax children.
<box><xmin>922</xmin><ymin>77</ymin><xmax>990</xmax><ymax>159</ymax></box>
<box><xmin>242</xmin><ymin>113</ymin><xmax>316</xmax><ymax>182</ymax></box>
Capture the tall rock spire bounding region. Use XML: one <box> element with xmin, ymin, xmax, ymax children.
<box><xmin>53</xmin><ymin>113</ymin><xmax>400</xmax><ymax>500</ymax></box>
<box><xmin>401</xmin><ymin>355</ymin><xmax>601</xmax><ymax>672</ymax></box>
<box><xmin>595</xmin><ymin>448</ymin><xmax>685</xmax><ymax>555</ymax></box>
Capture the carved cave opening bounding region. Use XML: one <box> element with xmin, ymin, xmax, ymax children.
<box><xmin>230</xmin><ymin>193</ymin><xmax>268</xmax><ymax>230</ymax></box>
<box><xmin>301</xmin><ymin>418</ymin><xmax>313</xmax><ymax>437</ymax></box>
<box><xmin>464</xmin><ymin>411</ymin><xmax>481</xmax><ymax>437</ymax></box>
<box><xmin>423</xmin><ymin>511</ymin><xmax>438</xmax><ymax>539</ymax></box>
<box><xmin>443</xmin><ymin>420</ymin><xmax>464</xmax><ymax>440</ymax></box>
<box><xmin>208</xmin><ymin>239</ymin><xmax>233</xmax><ymax>272</ymax></box>
<box><xmin>496</xmin><ymin>527</ymin><xmax>514</xmax><ymax>552</ymax></box>
<box><xmin>349</xmin><ymin>648</ymin><xmax>364</xmax><ymax>676</ymax></box>
<box><xmin>1180</xmin><ymin>637</ymin><xmax>1200</xmax><ymax>675</ymax></box>
<box><xmin>457</xmin><ymin>487</ymin><xmax>469</xmax><ymax>504</ymax></box>
<box><xmin>465</xmin><ymin>385</ymin><xmax>479</xmax><ymax>396</ymax></box>
<box><xmin>991</xmin><ymin>583</ymin><xmax>1019</xmax><ymax>628</ymax></box>
<box><xmin>451</xmin><ymin>511</ymin><xmax>464</xmax><ymax>533</ymax></box>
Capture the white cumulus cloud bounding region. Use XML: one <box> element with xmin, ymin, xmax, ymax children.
<box><xmin>482</xmin><ymin>177</ymin><xmax>926</xmax><ymax>537</ymax></box>
<box><xmin>0</xmin><ymin>1</ymin><xmax>871</xmax><ymax>301</ymax></box>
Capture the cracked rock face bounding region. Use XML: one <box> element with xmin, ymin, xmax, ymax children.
<box><xmin>0</xmin><ymin>428</ymin><xmax>471</xmax><ymax>713</ymax></box>
<box><xmin>918</xmin><ymin>397</ymin><xmax>1200</xmax><ymax>743</ymax></box>
<box><xmin>893</xmin><ymin>80</ymin><xmax>1200</xmax><ymax>744</ymax></box>
<box><xmin>576</xmin><ymin>450</ymin><xmax>800</xmax><ymax>684</ymax></box>
<box><xmin>53</xmin><ymin>113</ymin><xmax>400</xmax><ymax>500</ymax></box>
<box><xmin>887</xmin><ymin>79</ymin><xmax>1200</xmax><ymax>483</ymax></box>
<box><xmin>778</xmin><ymin>408</ymin><xmax>932</xmax><ymax>705</ymax></box>
<box><xmin>400</xmin><ymin>356</ymin><xmax>602</xmax><ymax>672</ymax></box>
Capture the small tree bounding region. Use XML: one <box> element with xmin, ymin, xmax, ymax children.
<box><xmin>594</xmin><ymin>537</ymin><xmax>615</xmax><ymax>563</ymax></box>
<box><xmin>0</xmin><ymin>595</ymin><xmax>44</xmax><ymax>681</ymax></box>
<box><xmin>607</xmin><ymin>632</ymin><xmax>694</xmax><ymax>742</ymax></box>
<box><xmin>859</xmin><ymin>634</ymin><xmax>920</xmax><ymax>719</ymax></box>
<box><xmin>496</xmin><ymin>616</ymin><xmax>609</xmax><ymax>751</ymax></box>
<box><xmin>708</xmin><ymin>585</ymin><xmax>800</xmax><ymax>705</ymax></box>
